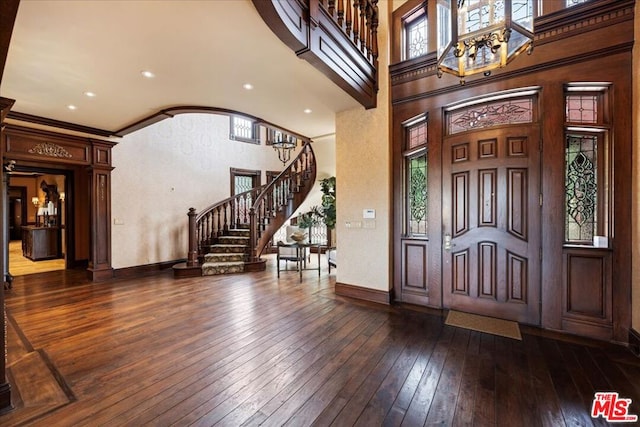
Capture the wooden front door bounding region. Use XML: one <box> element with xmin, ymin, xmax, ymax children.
<box><xmin>442</xmin><ymin>125</ymin><xmax>541</xmax><ymax>324</ymax></box>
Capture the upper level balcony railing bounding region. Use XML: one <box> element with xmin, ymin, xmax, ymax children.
<box><xmin>253</xmin><ymin>0</ymin><xmax>379</xmax><ymax>109</ymax></box>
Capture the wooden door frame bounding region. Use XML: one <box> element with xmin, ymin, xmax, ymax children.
<box><xmin>230</xmin><ymin>167</ymin><xmax>261</xmax><ymax>196</ymax></box>
<box><xmin>8</xmin><ymin>185</ymin><xmax>26</xmax><ymax>240</ymax></box>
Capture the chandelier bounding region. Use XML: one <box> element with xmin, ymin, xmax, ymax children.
<box><xmin>437</xmin><ymin>0</ymin><xmax>535</xmax><ymax>84</ymax></box>
<box><xmin>272</xmin><ymin>133</ymin><xmax>297</xmax><ymax>165</ymax></box>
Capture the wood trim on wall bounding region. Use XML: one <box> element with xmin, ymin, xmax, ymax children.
<box><xmin>335</xmin><ymin>282</ymin><xmax>391</xmax><ymax>305</ymax></box>
<box><xmin>114</xmin><ymin>106</ymin><xmax>313</xmax><ymax>140</ymax></box>
<box><xmin>0</xmin><ymin>0</ymin><xmax>19</xmax><ymax>85</ymax></box>
<box><xmin>114</xmin><ymin>260</ymin><xmax>179</xmax><ymax>279</ymax></box>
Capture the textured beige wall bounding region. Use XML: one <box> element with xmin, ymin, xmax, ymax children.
<box><xmin>111</xmin><ymin>113</ymin><xmax>289</xmax><ymax>268</ymax></box>
<box><xmin>335</xmin><ymin>1</ymin><xmax>391</xmax><ymax>292</ymax></box>
<box><xmin>633</xmin><ymin>5</ymin><xmax>639</xmax><ymax>332</ymax></box>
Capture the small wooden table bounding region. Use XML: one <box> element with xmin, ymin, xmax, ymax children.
<box><xmin>276</xmin><ymin>242</ymin><xmax>321</xmax><ymax>282</ymax></box>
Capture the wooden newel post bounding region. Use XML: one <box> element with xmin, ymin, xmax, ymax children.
<box><xmin>249</xmin><ymin>207</ymin><xmax>257</xmax><ymax>262</ymax></box>
<box><xmin>187</xmin><ymin>208</ymin><xmax>199</xmax><ymax>267</ymax></box>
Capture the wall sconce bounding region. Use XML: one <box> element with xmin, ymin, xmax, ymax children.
<box><xmin>31</xmin><ymin>197</ymin><xmax>39</xmax><ymax>207</ymax></box>
<box><xmin>59</xmin><ymin>192</ymin><xmax>65</xmax><ymax>202</ymax></box>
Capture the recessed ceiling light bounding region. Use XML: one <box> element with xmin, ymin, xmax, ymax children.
<box><xmin>141</xmin><ymin>70</ymin><xmax>155</xmax><ymax>78</ymax></box>
<box><xmin>304</xmin><ymin>108</ymin><xmax>312</xmax><ymax>114</ymax></box>
<box><xmin>84</xmin><ymin>91</ymin><xmax>96</xmax><ymax>97</ymax></box>
<box><xmin>243</xmin><ymin>83</ymin><xmax>253</xmax><ymax>90</ymax></box>
<box><xmin>67</xmin><ymin>105</ymin><xmax>77</xmax><ymax>110</ymax></box>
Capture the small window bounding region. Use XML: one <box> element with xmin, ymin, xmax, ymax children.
<box><xmin>230</xmin><ymin>116</ymin><xmax>259</xmax><ymax>144</ymax></box>
<box><xmin>403</xmin><ymin>7</ymin><xmax>427</xmax><ymax>60</ymax></box>
<box><xmin>403</xmin><ymin>116</ymin><xmax>428</xmax><ymax>236</ymax></box>
<box><xmin>563</xmin><ymin>86</ymin><xmax>609</xmax><ymax>245</ymax></box>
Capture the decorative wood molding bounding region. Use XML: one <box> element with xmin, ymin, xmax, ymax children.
<box><xmin>630</xmin><ymin>328</ymin><xmax>640</xmax><ymax>358</ymax></box>
<box><xmin>6</xmin><ymin>111</ymin><xmax>113</xmax><ymax>137</ymax></box>
<box><xmin>28</xmin><ymin>142</ymin><xmax>73</xmax><ymax>158</ymax></box>
<box><xmin>114</xmin><ymin>106</ymin><xmax>313</xmax><ymax>141</ymax></box>
<box><xmin>0</xmin><ymin>98</ymin><xmax>15</xmax><ymax>123</ymax></box>
<box><xmin>335</xmin><ymin>282</ymin><xmax>391</xmax><ymax>305</ymax></box>
<box><xmin>535</xmin><ymin>0</ymin><xmax>635</xmax><ymax>46</ymax></box>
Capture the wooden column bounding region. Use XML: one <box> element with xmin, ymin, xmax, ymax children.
<box><xmin>0</xmin><ymin>98</ymin><xmax>16</xmax><ymax>411</ymax></box>
<box><xmin>86</xmin><ymin>140</ymin><xmax>115</xmax><ymax>281</ymax></box>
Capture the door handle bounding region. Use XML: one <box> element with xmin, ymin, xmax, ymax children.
<box><xmin>444</xmin><ymin>233</ymin><xmax>453</xmax><ymax>251</ymax></box>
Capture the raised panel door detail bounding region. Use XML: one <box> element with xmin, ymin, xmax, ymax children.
<box><xmin>452</xmin><ymin>172</ymin><xmax>469</xmax><ymax>237</ymax></box>
<box><xmin>507</xmin><ymin>137</ymin><xmax>527</xmax><ymax>157</ymax></box>
<box><xmin>404</xmin><ymin>242</ymin><xmax>427</xmax><ymax>291</ymax></box>
<box><xmin>478</xmin><ymin>242</ymin><xmax>497</xmax><ymax>299</ymax></box>
<box><xmin>507</xmin><ymin>251</ymin><xmax>528</xmax><ymax>304</ymax></box>
<box><xmin>479</xmin><ymin>138</ymin><xmax>497</xmax><ymax>159</ymax></box>
<box><xmin>507</xmin><ymin>168</ymin><xmax>528</xmax><ymax>241</ymax></box>
<box><xmin>452</xmin><ymin>143</ymin><xmax>469</xmax><ymax>163</ymax></box>
<box><xmin>565</xmin><ymin>254</ymin><xmax>607</xmax><ymax>318</ymax></box>
<box><xmin>478</xmin><ymin>169</ymin><xmax>497</xmax><ymax>227</ymax></box>
<box><xmin>452</xmin><ymin>249</ymin><xmax>469</xmax><ymax>295</ymax></box>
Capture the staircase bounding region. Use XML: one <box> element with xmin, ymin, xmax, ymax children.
<box><xmin>173</xmin><ymin>141</ymin><xmax>317</xmax><ymax>278</ymax></box>
<box><xmin>201</xmin><ymin>227</ymin><xmax>250</xmax><ymax>276</ymax></box>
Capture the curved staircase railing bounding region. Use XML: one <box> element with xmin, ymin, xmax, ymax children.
<box><xmin>250</xmin><ymin>141</ymin><xmax>316</xmax><ymax>261</ymax></box>
<box><xmin>183</xmin><ymin>140</ymin><xmax>316</xmax><ymax>270</ymax></box>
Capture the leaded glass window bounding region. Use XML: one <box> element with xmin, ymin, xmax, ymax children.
<box><xmin>565</xmin><ymin>134</ymin><xmax>598</xmax><ymax>243</ymax></box>
<box><xmin>447</xmin><ymin>97</ymin><xmax>533</xmax><ymax>135</ymax></box>
<box><xmin>408</xmin><ymin>153</ymin><xmax>427</xmax><ymax>235</ymax></box>
<box><xmin>407</xmin><ymin>120</ymin><xmax>427</xmax><ymax>150</ymax></box>
<box><xmin>406</xmin><ymin>15</ymin><xmax>427</xmax><ymax>59</ymax></box>
<box><xmin>566</xmin><ymin>95</ymin><xmax>598</xmax><ymax>124</ymax></box>
<box><xmin>563</xmin><ymin>85</ymin><xmax>609</xmax><ymax>245</ymax></box>
<box><xmin>404</xmin><ymin>118</ymin><xmax>428</xmax><ymax>236</ymax></box>
<box><xmin>230</xmin><ymin>116</ymin><xmax>258</xmax><ymax>143</ymax></box>
<box><xmin>404</xmin><ymin>6</ymin><xmax>427</xmax><ymax>60</ymax></box>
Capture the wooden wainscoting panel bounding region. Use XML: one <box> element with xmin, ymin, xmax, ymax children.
<box><xmin>399</xmin><ymin>239</ymin><xmax>429</xmax><ymax>305</ymax></box>
<box><xmin>562</xmin><ymin>248</ymin><xmax>613</xmax><ymax>340</ymax></box>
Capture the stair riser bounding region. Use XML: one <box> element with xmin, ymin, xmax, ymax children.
<box><xmin>208</xmin><ymin>245</ymin><xmax>249</xmax><ymax>254</ymax></box>
<box><xmin>202</xmin><ymin>264</ymin><xmax>245</xmax><ymax>275</ymax></box>
<box><xmin>217</xmin><ymin>237</ymin><xmax>250</xmax><ymax>245</ymax></box>
<box><xmin>204</xmin><ymin>254</ymin><xmax>246</xmax><ymax>263</ymax></box>
<box><xmin>227</xmin><ymin>229</ymin><xmax>250</xmax><ymax>237</ymax></box>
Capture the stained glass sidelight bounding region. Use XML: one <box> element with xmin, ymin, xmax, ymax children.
<box><xmin>566</xmin><ymin>95</ymin><xmax>598</xmax><ymax>124</ymax></box>
<box><xmin>408</xmin><ymin>154</ymin><xmax>428</xmax><ymax>235</ymax></box>
<box><xmin>407</xmin><ymin>120</ymin><xmax>428</xmax><ymax>150</ymax></box>
<box><xmin>448</xmin><ymin>98</ymin><xmax>533</xmax><ymax>135</ymax></box>
<box><xmin>565</xmin><ymin>134</ymin><xmax>598</xmax><ymax>243</ymax></box>
<box><xmin>406</xmin><ymin>15</ymin><xmax>427</xmax><ymax>59</ymax></box>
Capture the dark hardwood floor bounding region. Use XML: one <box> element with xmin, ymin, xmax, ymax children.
<box><xmin>1</xmin><ymin>256</ymin><xmax>639</xmax><ymax>426</ymax></box>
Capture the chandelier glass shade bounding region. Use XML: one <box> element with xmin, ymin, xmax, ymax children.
<box><xmin>437</xmin><ymin>0</ymin><xmax>535</xmax><ymax>82</ymax></box>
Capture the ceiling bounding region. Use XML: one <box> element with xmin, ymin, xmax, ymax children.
<box><xmin>0</xmin><ymin>0</ymin><xmax>362</xmax><ymax>139</ymax></box>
